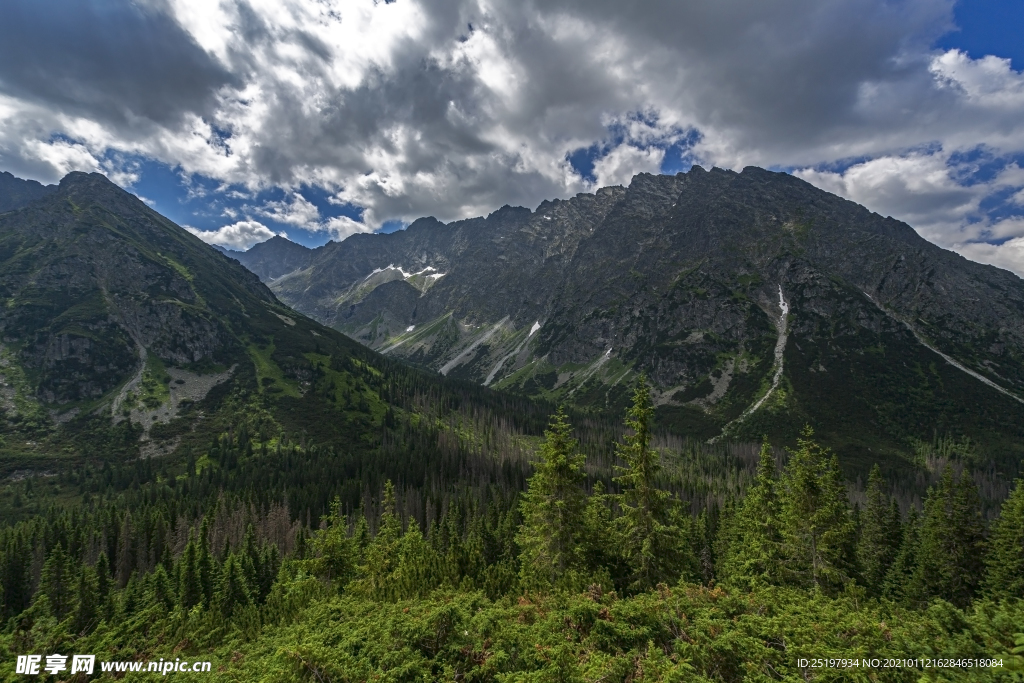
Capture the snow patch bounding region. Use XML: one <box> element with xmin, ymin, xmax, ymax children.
<box><xmin>712</xmin><ymin>285</ymin><xmax>790</xmax><ymax>442</ymax></box>
<box><xmin>406</xmin><ymin>325</ymin><xmax>415</xmax><ymax>332</ymax></box>
<box><xmin>364</xmin><ymin>265</ymin><xmax>445</xmax><ymax>284</ymax></box>
<box><xmin>529</xmin><ymin>321</ymin><xmax>541</xmax><ymax>337</ymax></box>
<box><xmin>363</xmin><ymin>265</ymin><xmax>392</xmax><ymax>280</ymax></box>
<box><xmin>745</xmin><ymin>286</ymin><xmax>790</xmax><ymax>415</ymax></box>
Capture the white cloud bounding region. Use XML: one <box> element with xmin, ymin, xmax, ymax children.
<box><xmin>254</xmin><ymin>192</ymin><xmax>321</xmax><ymax>227</ymax></box>
<box><xmin>0</xmin><ymin>0</ymin><xmax>1023</xmax><ymax>270</ymax></box>
<box><xmin>930</xmin><ymin>50</ymin><xmax>1024</xmax><ymax>110</ymax></box>
<box><xmin>323</xmin><ymin>215</ymin><xmax>373</xmax><ymax>241</ymax></box>
<box><xmin>186</xmin><ymin>220</ymin><xmax>280</xmax><ymax>250</ymax></box>
<box><xmin>795</xmin><ymin>152</ymin><xmax>984</xmax><ymax>242</ymax></box>
<box><xmin>954</xmin><ymin>237</ymin><xmax>1024</xmax><ymax>277</ymax></box>
<box><xmin>593</xmin><ymin>145</ymin><xmax>665</xmax><ymax>188</ymax></box>
<box><xmin>796</xmin><ymin>151</ymin><xmax>1024</xmax><ymax>252</ymax></box>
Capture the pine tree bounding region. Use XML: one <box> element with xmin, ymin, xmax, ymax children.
<box><xmin>149</xmin><ymin>564</ymin><xmax>175</xmax><ymax>612</ymax></box>
<box><xmin>613</xmin><ymin>376</ymin><xmax>689</xmax><ymax>592</ymax></box>
<box><xmin>984</xmin><ymin>477</ymin><xmax>1024</xmax><ymax>599</ymax></box>
<box><xmin>778</xmin><ymin>427</ymin><xmax>857</xmax><ymax>592</ymax></box>
<box><xmin>361</xmin><ymin>481</ymin><xmax>402</xmax><ymax>599</ymax></box>
<box><xmin>95</xmin><ymin>552</ymin><xmax>114</xmax><ymax>621</ymax></box>
<box><xmin>908</xmin><ymin>467</ymin><xmax>986</xmax><ymax>607</ymax></box>
<box><xmin>857</xmin><ymin>465</ymin><xmax>902</xmax><ymax>595</ymax></box>
<box><xmin>197</xmin><ymin>518</ymin><xmax>215</xmax><ymax>607</ymax></box>
<box><xmin>72</xmin><ymin>566</ymin><xmax>98</xmax><ymax>634</ymax></box>
<box><xmin>393</xmin><ymin>520</ymin><xmax>441</xmax><ymax>598</ymax></box>
<box><xmin>178</xmin><ymin>533</ymin><xmax>202</xmax><ymax>610</ymax></box>
<box><xmin>883</xmin><ymin>508</ymin><xmax>919</xmax><ymax>600</ymax></box>
<box><xmin>309</xmin><ymin>498</ymin><xmax>358</xmax><ymax>586</ymax></box>
<box><xmin>720</xmin><ymin>441</ymin><xmax>784</xmax><ymax>589</ymax></box>
<box><xmin>37</xmin><ymin>545</ymin><xmax>75</xmax><ymax>620</ymax></box>
<box><xmin>219</xmin><ymin>554</ymin><xmax>252</xmax><ymax>619</ymax></box>
<box><xmin>516</xmin><ymin>407</ymin><xmax>589</xmax><ymax>590</ymax></box>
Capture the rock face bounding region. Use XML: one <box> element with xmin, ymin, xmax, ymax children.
<box><xmin>259</xmin><ymin>166</ymin><xmax>1024</xmax><ymax>454</ymax></box>
<box><xmin>0</xmin><ymin>171</ymin><xmax>450</xmax><ymax>462</ymax></box>
<box><xmin>0</xmin><ymin>171</ymin><xmax>56</xmax><ymax>213</ymax></box>
<box><xmin>0</xmin><ymin>172</ymin><xmax>280</xmax><ymax>405</ymax></box>
<box><xmin>229</xmin><ymin>235</ymin><xmax>313</xmax><ymax>282</ymax></box>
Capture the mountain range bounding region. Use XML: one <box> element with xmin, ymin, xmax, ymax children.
<box><xmin>3</xmin><ymin>166</ymin><xmax>1024</xmax><ymax>473</ymax></box>
<box><xmin>235</xmin><ymin>167</ymin><xmax>1024</xmax><ymax>465</ymax></box>
<box><xmin>0</xmin><ymin>172</ymin><xmax>467</xmax><ymax>471</ymax></box>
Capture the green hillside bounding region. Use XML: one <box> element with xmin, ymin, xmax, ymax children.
<box><xmin>0</xmin><ymin>173</ymin><xmax>1021</xmax><ymax>682</ymax></box>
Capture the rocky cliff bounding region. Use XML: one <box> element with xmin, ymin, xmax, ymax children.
<box><xmin>0</xmin><ymin>173</ymin><xmax>393</xmax><ymax>461</ymax></box>
<box><xmin>259</xmin><ymin>167</ymin><xmax>1024</xmax><ymax>457</ymax></box>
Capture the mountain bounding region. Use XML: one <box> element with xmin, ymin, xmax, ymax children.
<box><xmin>0</xmin><ymin>172</ymin><xmax>492</xmax><ymax>467</ymax></box>
<box><xmin>260</xmin><ymin>166</ymin><xmax>1024</xmax><ymax>463</ymax></box>
<box><xmin>0</xmin><ymin>170</ymin><xmax>56</xmax><ymax>213</ymax></box>
<box><xmin>229</xmin><ymin>234</ymin><xmax>313</xmax><ymax>282</ymax></box>
<box><xmin>0</xmin><ymin>172</ymin><xmax>1019</xmax><ymax>683</ymax></box>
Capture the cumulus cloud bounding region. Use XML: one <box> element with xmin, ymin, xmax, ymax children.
<box><xmin>186</xmin><ymin>220</ymin><xmax>280</xmax><ymax>250</ymax></box>
<box><xmin>797</xmin><ymin>153</ymin><xmax>1024</xmax><ymax>274</ymax></box>
<box><xmin>0</xmin><ymin>0</ymin><xmax>1022</xmax><ymax>271</ymax></box>
<box><xmin>254</xmin><ymin>193</ymin><xmax>321</xmax><ymax>228</ymax></box>
<box><xmin>323</xmin><ymin>215</ymin><xmax>374</xmax><ymax>241</ymax></box>
<box><xmin>795</xmin><ymin>153</ymin><xmax>985</xmax><ymax>241</ymax></box>
<box><xmin>593</xmin><ymin>145</ymin><xmax>665</xmax><ymax>188</ymax></box>
<box><xmin>955</xmin><ymin>237</ymin><xmax>1024</xmax><ymax>276</ymax></box>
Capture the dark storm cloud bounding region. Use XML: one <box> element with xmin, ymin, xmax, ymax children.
<box><xmin>0</xmin><ymin>0</ymin><xmax>234</xmax><ymax>128</ymax></box>
<box><xmin>0</xmin><ymin>0</ymin><xmax>1022</xmax><ymax>270</ymax></box>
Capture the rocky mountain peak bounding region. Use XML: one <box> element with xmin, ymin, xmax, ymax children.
<box><xmin>244</xmin><ymin>166</ymin><xmax>1024</xmax><ymax>459</ymax></box>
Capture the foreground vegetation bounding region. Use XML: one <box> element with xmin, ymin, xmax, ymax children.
<box><xmin>2</xmin><ymin>379</ymin><xmax>1023</xmax><ymax>681</ymax></box>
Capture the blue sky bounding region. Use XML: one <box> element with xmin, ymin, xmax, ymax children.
<box><xmin>936</xmin><ymin>0</ymin><xmax>1023</xmax><ymax>70</ymax></box>
<box><xmin>1</xmin><ymin>0</ymin><xmax>1023</xmax><ymax>271</ymax></box>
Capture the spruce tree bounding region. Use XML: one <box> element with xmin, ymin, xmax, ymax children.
<box><xmin>581</xmin><ymin>480</ymin><xmax>619</xmax><ymax>578</ymax></box>
<box><xmin>778</xmin><ymin>427</ymin><xmax>857</xmax><ymax>592</ymax></box>
<box><xmin>516</xmin><ymin>407</ymin><xmax>589</xmax><ymax>590</ymax></box>
<box><xmin>984</xmin><ymin>477</ymin><xmax>1024</xmax><ymax>599</ymax></box>
<box><xmin>219</xmin><ymin>554</ymin><xmax>252</xmax><ymax>619</ymax></box>
<box><xmin>613</xmin><ymin>376</ymin><xmax>688</xmax><ymax>592</ymax></box>
<box><xmin>95</xmin><ymin>552</ymin><xmax>113</xmax><ymax>621</ymax></box>
<box><xmin>198</xmin><ymin>518</ymin><xmax>215</xmax><ymax>607</ymax></box>
<box><xmin>720</xmin><ymin>441</ymin><xmax>784</xmax><ymax>589</ymax></box>
<box><xmin>362</xmin><ymin>481</ymin><xmax>402</xmax><ymax>599</ymax></box>
<box><xmin>178</xmin><ymin>533</ymin><xmax>202</xmax><ymax>610</ymax></box>
<box><xmin>72</xmin><ymin>566</ymin><xmax>98</xmax><ymax>634</ymax></box>
<box><xmin>2</xmin><ymin>535</ymin><xmax>32</xmax><ymax>618</ymax></box>
<box><xmin>883</xmin><ymin>507</ymin><xmax>919</xmax><ymax>600</ymax></box>
<box><xmin>149</xmin><ymin>564</ymin><xmax>175</xmax><ymax>612</ymax></box>
<box><xmin>908</xmin><ymin>467</ymin><xmax>986</xmax><ymax>607</ymax></box>
<box><xmin>37</xmin><ymin>545</ymin><xmax>75</xmax><ymax>620</ymax></box>
<box><xmin>309</xmin><ymin>498</ymin><xmax>358</xmax><ymax>585</ymax></box>
<box><xmin>393</xmin><ymin>520</ymin><xmax>441</xmax><ymax>598</ymax></box>
<box><xmin>857</xmin><ymin>465</ymin><xmax>902</xmax><ymax>595</ymax></box>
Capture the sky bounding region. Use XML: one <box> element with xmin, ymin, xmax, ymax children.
<box><xmin>0</xmin><ymin>0</ymin><xmax>1023</xmax><ymax>274</ymax></box>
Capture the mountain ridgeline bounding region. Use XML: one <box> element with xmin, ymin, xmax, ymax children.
<box><xmin>1</xmin><ymin>170</ymin><xmax>1023</xmax><ymax>681</ymax></box>
<box><xmin>242</xmin><ymin>166</ymin><xmax>1024</xmax><ymax>468</ymax></box>
<box><xmin>0</xmin><ymin>172</ymin><xmax>548</xmax><ymax>478</ymax></box>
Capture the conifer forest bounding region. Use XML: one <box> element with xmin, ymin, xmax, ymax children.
<box><xmin>7</xmin><ymin>0</ymin><xmax>1024</xmax><ymax>678</ymax></box>
<box><xmin>1</xmin><ymin>372</ymin><xmax>1022</xmax><ymax>681</ymax></box>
